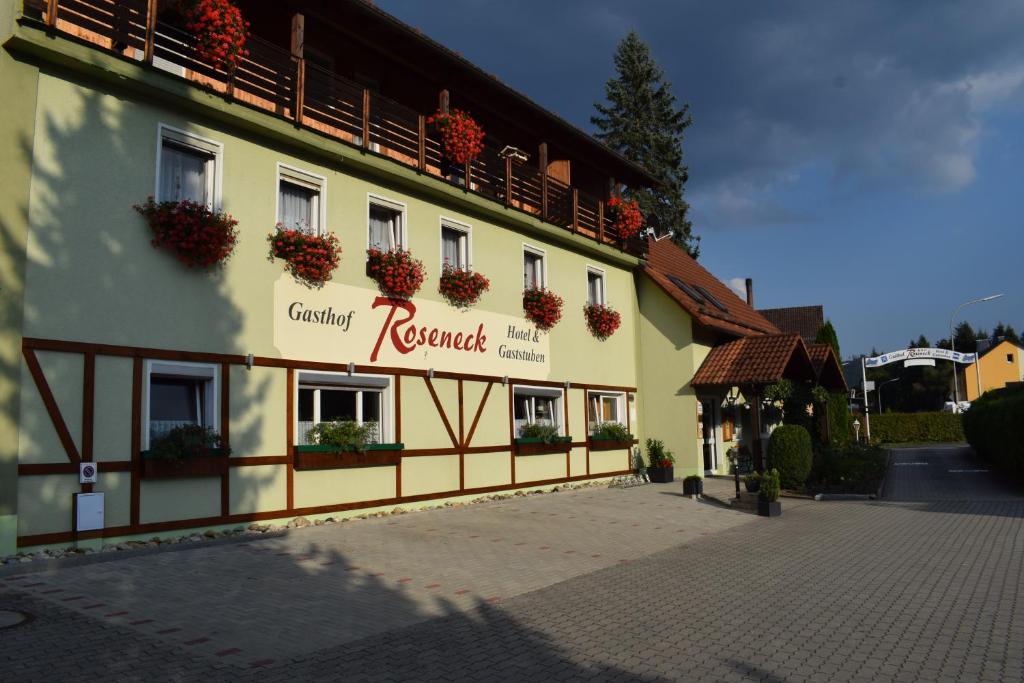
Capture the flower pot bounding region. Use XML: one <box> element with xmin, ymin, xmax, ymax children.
<box><xmin>293</xmin><ymin>444</ymin><xmax>404</xmax><ymax>470</ymax></box>
<box><xmin>514</xmin><ymin>437</ymin><xmax>573</xmax><ymax>456</ymax></box>
<box><xmin>648</xmin><ymin>466</ymin><xmax>674</xmax><ymax>483</ymax></box>
<box><xmin>757</xmin><ymin>499</ymin><xmax>782</xmax><ymax>517</ymax></box>
<box><xmin>140</xmin><ymin>453</ymin><xmax>229</xmax><ymax>479</ymax></box>
<box><xmin>588</xmin><ymin>436</ymin><xmax>634</xmax><ymax>451</ymax></box>
<box><xmin>683</xmin><ymin>478</ymin><xmax>703</xmax><ymax>495</ymax></box>
<box><xmin>744</xmin><ymin>479</ymin><xmax>760</xmax><ymax>494</ymax></box>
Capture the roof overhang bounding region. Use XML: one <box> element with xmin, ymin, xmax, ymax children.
<box><xmin>691</xmin><ymin>334</ymin><xmax>818</xmax><ymax>390</ymax></box>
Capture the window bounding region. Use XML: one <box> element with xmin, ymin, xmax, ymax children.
<box><xmin>586</xmin><ymin>267</ymin><xmax>606</xmax><ymax>306</ymax></box>
<box><xmin>441</xmin><ymin>221</ymin><xmax>471</xmax><ymax>270</ymax></box>
<box><xmin>523</xmin><ymin>246</ymin><xmax>546</xmax><ymax>289</ymax></box>
<box><xmin>588</xmin><ymin>391</ymin><xmax>625</xmax><ymax>430</ymax></box>
<box><xmin>144</xmin><ymin>361</ymin><xmax>218</xmax><ymax>448</ymax></box>
<box><xmin>277</xmin><ymin>165</ymin><xmax>325</xmax><ymax>234</ymax></box>
<box><xmin>156</xmin><ymin>125</ymin><xmax>221</xmax><ymax>207</ymax></box>
<box><xmin>513</xmin><ymin>386</ymin><xmax>564</xmax><ymax>436</ymax></box>
<box><xmin>1008</xmin><ymin>353</ymin><xmax>1015</xmax><ymax>363</ymax></box>
<box><xmin>295</xmin><ymin>371</ymin><xmax>392</xmax><ymax>445</ymax></box>
<box><xmin>368</xmin><ymin>196</ymin><xmax>406</xmax><ymax>250</ymax></box>
<box><xmin>693</xmin><ymin>284</ymin><xmax>729</xmax><ymax>312</ymax></box>
<box><xmin>666</xmin><ymin>275</ymin><xmax>705</xmax><ymax>305</ymax></box>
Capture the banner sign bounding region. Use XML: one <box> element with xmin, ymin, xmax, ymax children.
<box><xmin>273</xmin><ymin>277</ymin><xmax>552</xmax><ymax>380</ymax></box>
<box><xmin>865</xmin><ymin>347</ymin><xmax>976</xmax><ymax>368</ymax></box>
<box><xmin>904</xmin><ymin>358</ymin><xmax>936</xmax><ymax>368</ymax></box>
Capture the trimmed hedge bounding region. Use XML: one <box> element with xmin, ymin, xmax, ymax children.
<box><xmin>767</xmin><ymin>424</ymin><xmax>813</xmax><ymax>489</ymax></box>
<box><xmin>807</xmin><ymin>444</ymin><xmax>888</xmax><ymax>495</ymax></box>
<box><xmin>866</xmin><ymin>412</ymin><xmax>964</xmax><ymax>445</ymax></box>
<box><xmin>962</xmin><ymin>385</ymin><xmax>1024</xmax><ymax>478</ymax></box>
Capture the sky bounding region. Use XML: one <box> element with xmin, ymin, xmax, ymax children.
<box><xmin>376</xmin><ymin>0</ymin><xmax>1021</xmax><ymax>359</ymax></box>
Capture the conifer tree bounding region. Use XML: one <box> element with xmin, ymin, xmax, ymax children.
<box><xmin>814</xmin><ymin>320</ymin><xmax>841</xmax><ymax>360</ymax></box>
<box><xmin>592</xmin><ymin>31</ymin><xmax>698</xmax><ymax>256</ymax></box>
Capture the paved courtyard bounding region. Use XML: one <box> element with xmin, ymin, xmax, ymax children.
<box><xmin>2</xmin><ymin>445</ymin><xmax>1022</xmax><ymax>681</ymax></box>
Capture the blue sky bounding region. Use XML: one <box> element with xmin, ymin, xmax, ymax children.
<box><xmin>377</xmin><ymin>0</ymin><xmax>1021</xmax><ymax>358</ymax></box>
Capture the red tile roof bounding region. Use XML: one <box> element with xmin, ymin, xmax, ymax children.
<box><xmin>757</xmin><ymin>306</ymin><xmax>824</xmax><ymax>343</ymax></box>
<box><xmin>807</xmin><ymin>343</ymin><xmax>848</xmax><ymax>393</ymax></box>
<box><xmin>691</xmin><ymin>333</ymin><xmax>817</xmax><ymax>388</ymax></box>
<box><xmin>643</xmin><ymin>239</ymin><xmax>779</xmax><ymax>338</ymax></box>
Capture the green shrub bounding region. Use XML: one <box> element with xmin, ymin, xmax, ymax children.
<box><xmin>646</xmin><ymin>438</ymin><xmax>675</xmax><ymax>468</ymax></box>
<box><xmin>963</xmin><ymin>385</ymin><xmax>1024</xmax><ymax>479</ymax></box>
<box><xmin>308</xmin><ymin>420</ymin><xmax>379</xmax><ymax>452</ymax></box>
<box><xmin>868</xmin><ymin>412</ymin><xmax>964</xmax><ymax>445</ymax></box>
<box><xmin>148</xmin><ymin>424</ymin><xmax>227</xmax><ymax>460</ymax></box>
<box><xmin>683</xmin><ymin>474</ymin><xmax>702</xmax><ymax>483</ymax></box>
<box><xmin>807</xmin><ymin>444</ymin><xmax>888</xmax><ymax>494</ymax></box>
<box><xmin>593</xmin><ymin>422</ymin><xmax>630</xmax><ymax>440</ymax></box>
<box><xmin>743</xmin><ymin>472</ymin><xmax>761</xmax><ymax>487</ymax></box>
<box><xmin>766</xmin><ymin>424</ymin><xmax>813</xmax><ymax>489</ymax></box>
<box><xmin>826</xmin><ymin>393</ymin><xmax>851</xmax><ymax>448</ymax></box>
<box><xmin>519</xmin><ymin>422</ymin><xmax>562</xmax><ymax>443</ymax></box>
<box><xmin>759</xmin><ymin>469</ymin><xmax>780</xmax><ymax>502</ymax></box>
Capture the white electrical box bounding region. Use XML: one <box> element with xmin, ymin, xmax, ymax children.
<box><xmin>75</xmin><ymin>492</ymin><xmax>104</xmax><ymax>532</ymax></box>
<box><xmin>79</xmin><ymin>461</ymin><xmax>98</xmax><ymax>484</ymax></box>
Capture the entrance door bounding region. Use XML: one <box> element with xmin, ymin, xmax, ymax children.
<box><xmin>701</xmin><ymin>399</ymin><xmax>717</xmax><ymax>473</ymax></box>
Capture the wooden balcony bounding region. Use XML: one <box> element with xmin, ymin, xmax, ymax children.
<box><xmin>23</xmin><ymin>0</ymin><xmax>641</xmax><ymax>255</ymax></box>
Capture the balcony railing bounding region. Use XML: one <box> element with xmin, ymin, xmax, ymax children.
<box><xmin>24</xmin><ymin>0</ymin><xmax>639</xmax><ymax>254</ymax></box>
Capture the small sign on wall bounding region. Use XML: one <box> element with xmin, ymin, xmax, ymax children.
<box><xmin>79</xmin><ymin>462</ymin><xmax>98</xmax><ymax>484</ymax></box>
<box><xmin>74</xmin><ymin>492</ymin><xmax>104</xmax><ymax>532</ymax></box>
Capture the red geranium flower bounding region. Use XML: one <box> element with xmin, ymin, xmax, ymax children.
<box><xmin>583</xmin><ymin>303</ymin><xmax>621</xmax><ymax>341</ymax></box>
<box><xmin>523</xmin><ymin>286</ymin><xmax>563</xmax><ymax>332</ymax></box>
<box><xmin>427</xmin><ymin>109</ymin><xmax>485</xmax><ymax>165</ymax></box>
<box><xmin>267</xmin><ymin>223</ymin><xmax>341</xmax><ymax>288</ymax></box>
<box><xmin>180</xmin><ymin>0</ymin><xmax>249</xmax><ymax>71</ymax></box>
<box><xmin>133</xmin><ymin>197</ymin><xmax>238</xmax><ymax>269</ymax></box>
<box><xmin>366</xmin><ymin>248</ymin><xmax>426</xmax><ymax>299</ymax></box>
<box><xmin>438</xmin><ymin>263</ymin><xmax>490</xmax><ymax>309</ymax></box>
<box><xmin>606</xmin><ymin>196</ymin><xmax>644</xmax><ymax>240</ymax></box>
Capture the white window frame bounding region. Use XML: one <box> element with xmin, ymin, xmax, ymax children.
<box><xmin>586</xmin><ymin>265</ymin><xmax>606</xmax><ymax>306</ymax></box>
<box><xmin>439</xmin><ymin>217</ymin><xmax>472</xmax><ymax>271</ymax></box>
<box><xmin>523</xmin><ymin>244</ymin><xmax>548</xmax><ymax>290</ymax></box>
<box><xmin>512</xmin><ymin>385</ymin><xmax>565</xmax><ymax>436</ymax></box>
<box><xmin>587</xmin><ymin>390</ymin><xmax>625</xmax><ymax>429</ymax></box>
<box><xmin>143</xmin><ymin>360</ymin><xmax>219</xmax><ymax>451</ymax></box>
<box><xmin>366</xmin><ymin>194</ymin><xmax>408</xmax><ymax>252</ymax></box>
<box><xmin>276</xmin><ymin>163</ymin><xmax>326</xmax><ymax>235</ymax></box>
<box><xmin>294</xmin><ymin>370</ymin><xmax>395</xmax><ymax>445</ymax></box>
<box><xmin>155</xmin><ymin>123</ymin><xmax>223</xmax><ymax>209</ymax></box>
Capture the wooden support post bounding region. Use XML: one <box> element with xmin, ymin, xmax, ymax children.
<box><xmin>417</xmin><ymin>114</ymin><xmax>426</xmax><ymax>170</ymax></box>
<box><xmin>291</xmin><ymin>13</ymin><xmax>305</xmax><ymax>126</ymax></box>
<box><xmin>45</xmin><ymin>0</ymin><xmax>58</xmax><ymax>28</ymax></box>
<box><xmin>438</xmin><ymin>89</ymin><xmax>449</xmax><ymax>114</ymax></box>
<box><xmin>362</xmin><ymin>88</ymin><xmax>371</xmax><ymax>149</ymax></box>
<box><xmin>572</xmin><ymin>188</ymin><xmax>579</xmax><ymax>233</ymax></box>
<box><xmin>464</xmin><ymin>159</ymin><xmax>472</xmax><ymax>190</ymax></box>
<box><xmin>598</xmin><ymin>200</ymin><xmax>605</xmax><ymax>243</ymax></box>
<box><xmin>539</xmin><ymin>142</ymin><xmax>549</xmax><ymax>220</ymax></box>
<box><xmin>143</xmin><ymin>0</ymin><xmax>157</xmax><ymax>64</ymax></box>
<box><xmin>504</xmin><ymin>156</ymin><xmax>513</xmax><ymax>207</ymax></box>
<box><xmin>751</xmin><ymin>388</ymin><xmax>764</xmax><ymax>473</ymax></box>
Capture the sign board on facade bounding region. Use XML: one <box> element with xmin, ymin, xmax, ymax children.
<box><xmin>274</xmin><ymin>278</ymin><xmax>552</xmax><ymax>380</ymax></box>
<box><xmin>865</xmin><ymin>348</ymin><xmax>976</xmax><ymax>368</ymax></box>
<box><xmin>904</xmin><ymin>358</ymin><xmax>936</xmax><ymax>368</ymax></box>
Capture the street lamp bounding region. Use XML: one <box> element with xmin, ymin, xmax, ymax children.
<box><xmin>878</xmin><ymin>377</ymin><xmax>900</xmax><ymax>414</ymax></box>
<box><xmin>950</xmin><ymin>294</ymin><xmax>1004</xmax><ymax>404</ymax></box>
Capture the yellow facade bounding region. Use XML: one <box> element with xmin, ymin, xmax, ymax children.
<box><xmin>963</xmin><ymin>340</ymin><xmax>1024</xmax><ymax>401</ymax></box>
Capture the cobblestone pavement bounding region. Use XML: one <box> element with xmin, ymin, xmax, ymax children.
<box><xmin>3</xmin><ymin>448</ymin><xmax>1023</xmax><ymax>681</ymax></box>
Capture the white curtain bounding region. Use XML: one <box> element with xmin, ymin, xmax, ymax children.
<box><xmin>369</xmin><ymin>206</ymin><xmax>397</xmax><ymax>249</ymax></box>
<box><xmin>279</xmin><ymin>181</ymin><xmax>314</xmax><ymax>232</ymax></box>
<box><xmin>442</xmin><ymin>228</ymin><xmax>461</xmax><ymax>267</ymax></box>
<box><xmin>160</xmin><ymin>144</ymin><xmax>207</xmax><ymax>204</ymax></box>
<box><xmin>523</xmin><ymin>253</ymin><xmax>542</xmax><ymax>288</ymax></box>
<box><xmin>588</xmin><ymin>274</ymin><xmax>602</xmax><ymax>305</ymax></box>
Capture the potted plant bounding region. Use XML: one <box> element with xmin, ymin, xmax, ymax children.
<box><xmin>294</xmin><ymin>420</ymin><xmax>404</xmax><ymax>470</ymax></box>
<box><xmin>366</xmin><ymin>248</ymin><xmax>426</xmax><ymax>299</ymax></box>
<box><xmin>438</xmin><ymin>263</ymin><xmax>490</xmax><ymax>308</ymax></box>
<box><xmin>427</xmin><ymin>108</ymin><xmax>485</xmax><ymax>165</ymax></box>
<box><xmin>267</xmin><ymin>224</ymin><xmax>342</xmax><ymax>288</ymax></box>
<box><xmin>523</xmin><ymin>286</ymin><xmax>563</xmax><ymax>331</ymax></box>
<box><xmin>589</xmin><ymin>421</ymin><xmax>634</xmax><ymax>451</ymax></box>
<box><xmin>178</xmin><ymin>0</ymin><xmax>250</xmax><ymax>71</ymax></box>
<box><xmin>141</xmin><ymin>424</ymin><xmax>229</xmax><ymax>478</ymax></box>
<box><xmin>743</xmin><ymin>471</ymin><xmax>761</xmax><ymax>493</ymax></box>
<box><xmin>134</xmin><ymin>197</ymin><xmax>239</xmax><ymax>269</ymax></box>
<box><xmin>758</xmin><ymin>468</ymin><xmax>782</xmax><ymax>517</ymax></box>
<box><xmin>646</xmin><ymin>438</ymin><xmax>675</xmax><ymax>483</ymax></box>
<box><xmin>683</xmin><ymin>474</ymin><xmax>704</xmax><ymax>496</ymax></box>
<box><xmin>514</xmin><ymin>423</ymin><xmax>572</xmax><ymax>455</ymax></box>
<box><xmin>583</xmin><ymin>303</ymin><xmax>622</xmax><ymax>341</ymax></box>
<box><xmin>606</xmin><ymin>196</ymin><xmax>644</xmax><ymax>240</ymax></box>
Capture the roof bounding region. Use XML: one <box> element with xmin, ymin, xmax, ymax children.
<box><xmin>757</xmin><ymin>306</ymin><xmax>824</xmax><ymax>343</ymax></box>
<box><xmin>807</xmin><ymin>343</ymin><xmax>848</xmax><ymax>393</ymax></box>
<box><xmin>691</xmin><ymin>334</ymin><xmax>816</xmax><ymax>388</ymax></box>
<box><xmin>642</xmin><ymin>239</ymin><xmax>780</xmax><ymax>338</ymax></box>
<box><xmin>321</xmin><ymin>0</ymin><xmax>659</xmax><ymax>187</ymax></box>
<box><xmin>976</xmin><ymin>338</ymin><xmax>1024</xmax><ymax>360</ymax></box>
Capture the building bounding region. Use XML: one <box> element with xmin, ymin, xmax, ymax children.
<box><xmin>0</xmin><ymin>0</ymin><xmax>843</xmax><ymax>556</ymax></box>
<box><xmin>961</xmin><ymin>339</ymin><xmax>1024</xmax><ymax>401</ymax></box>
<box><xmin>758</xmin><ymin>305</ymin><xmax>825</xmax><ymax>344</ymax></box>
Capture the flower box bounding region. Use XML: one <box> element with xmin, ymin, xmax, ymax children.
<box><xmin>757</xmin><ymin>499</ymin><xmax>782</xmax><ymax>517</ymax></box>
<box><xmin>140</xmin><ymin>451</ymin><xmax>229</xmax><ymax>479</ymax></box>
<box><xmin>588</xmin><ymin>435</ymin><xmax>634</xmax><ymax>451</ymax></box>
<box><xmin>293</xmin><ymin>443</ymin><xmax>404</xmax><ymax>471</ymax></box>
<box><xmin>648</xmin><ymin>466</ymin><xmax>674</xmax><ymax>484</ymax></box>
<box><xmin>513</xmin><ymin>436</ymin><xmax>573</xmax><ymax>456</ymax></box>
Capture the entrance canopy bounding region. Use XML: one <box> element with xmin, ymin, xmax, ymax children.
<box><xmin>692</xmin><ymin>333</ymin><xmax>846</xmax><ymax>393</ymax></box>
